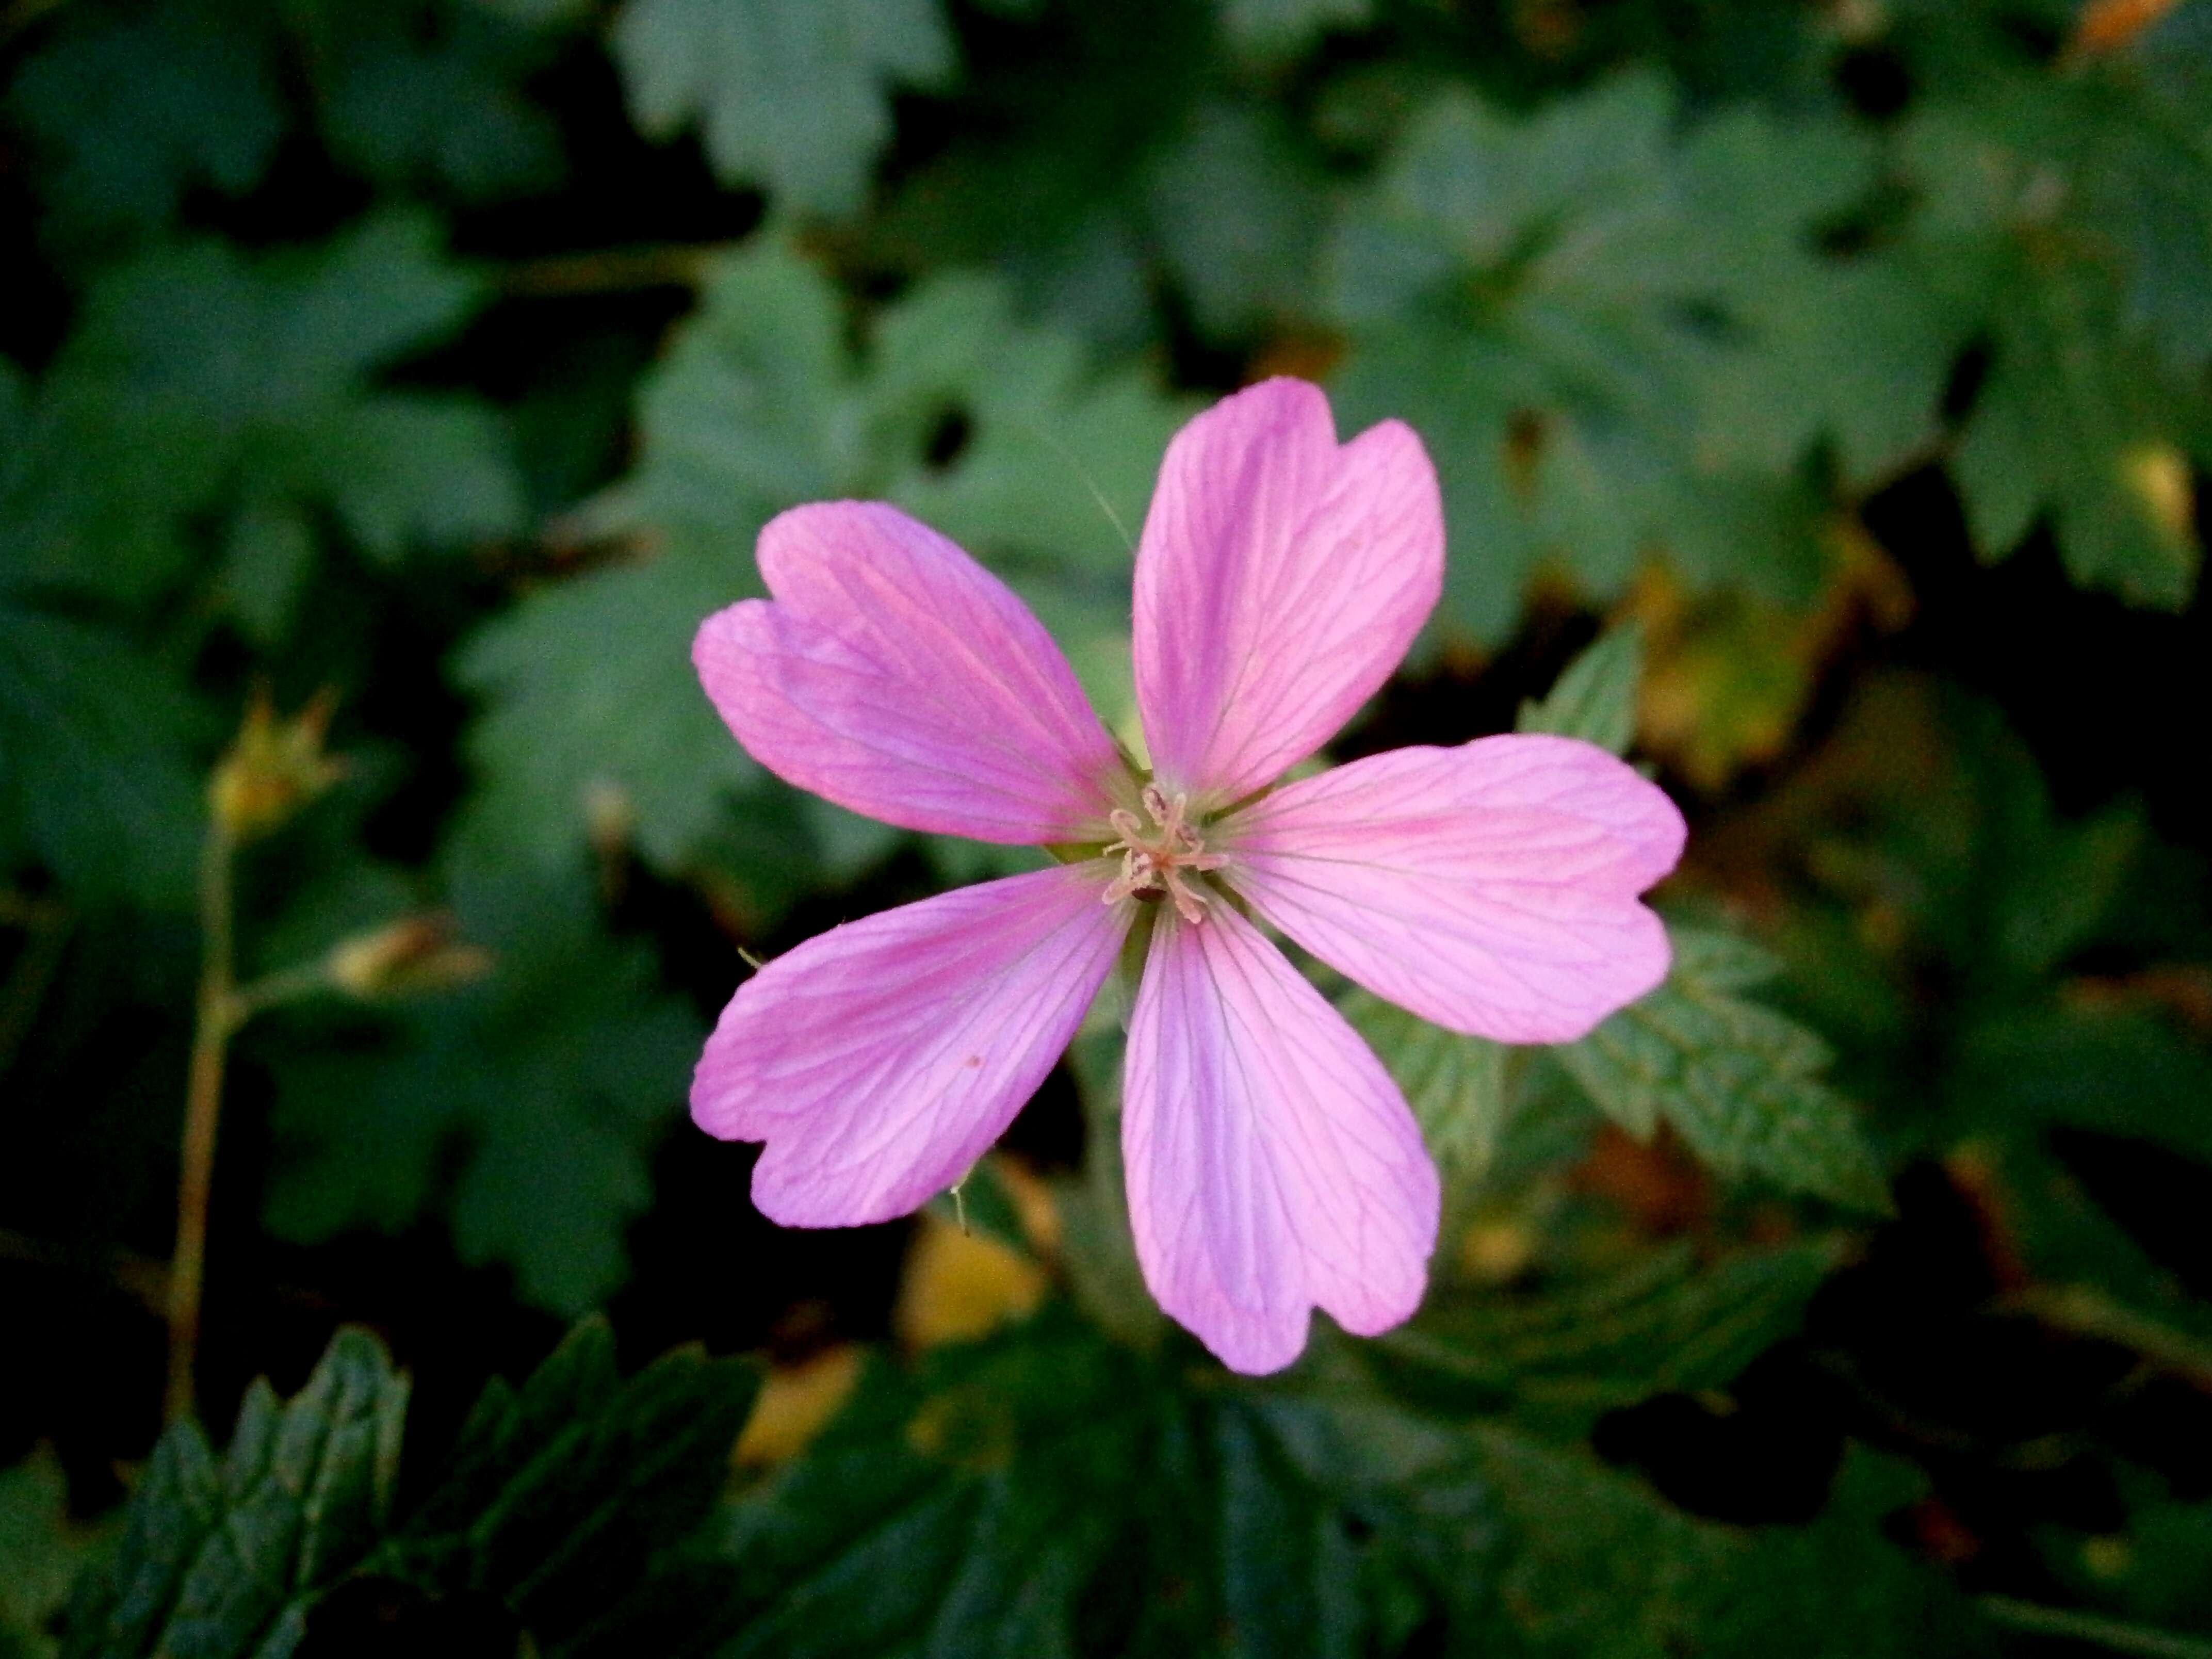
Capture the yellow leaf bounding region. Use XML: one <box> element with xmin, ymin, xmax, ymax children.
<box><xmin>2122</xmin><ymin>442</ymin><xmax>2197</xmax><ymax>552</ymax></box>
<box><xmin>734</xmin><ymin>1344</ymin><xmax>864</xmax><ymax>1468</ymax></box>
<box><xmin>894</xmin><ymin>1212</ymin><xmax>1047</xmax><ymax>1351</ymax></box>
<box><xmin>2069</xmin><ymin>0</ymin><xmax>2183</xmax><ymax>57</ymax></box>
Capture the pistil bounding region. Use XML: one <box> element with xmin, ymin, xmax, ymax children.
<box><xmin>1101</xmin><ymin>784</ymin><xmax>1227</xmax><ymax>923</ymax></box>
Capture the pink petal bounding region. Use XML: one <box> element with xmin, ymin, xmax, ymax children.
<box><xmin>1123</xmin><ymin>904</ymin><xmax>1440</xmax><ymax>1374</ymax></box>
<box><xmin>693</xmin><ymin>865</ymin><xmax>1128</xmax><ymax>1226</ymax></box>
<box><xmin>1131</xmin><ymin>378</ymin><xmax>1442</xmax><ymax>807</ymax></box>
<box><xmin>695</xmin><ymin>502</ymin><xmax>1124</xmax><ymax>844</ymax></box>
<box><xmin>1224</xmin><ymin>735</ymin><xmax>1686</xmax><ymax>1044</ymax></box>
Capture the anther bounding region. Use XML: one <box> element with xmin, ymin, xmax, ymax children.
<box><xmin>1100</xmin><ymin>787</ymin><xmax>1226</xmax><ymax>923</ymax></box>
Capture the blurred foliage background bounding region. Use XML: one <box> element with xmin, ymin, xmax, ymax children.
<box><xmin>4</xmin><ymin>0</ymin><xmax>2212</xmax><ymax>1653</ymax></box>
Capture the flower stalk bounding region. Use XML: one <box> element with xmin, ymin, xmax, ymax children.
<box><xmin>166</xmin><ymin>812</ymin><xmax>236</xmax><ymax>1424</ymax></box>
<box><xmin>166</xmin><ymin>689</ymin><xmax>349</xmax><ymax>1422</ymax></box>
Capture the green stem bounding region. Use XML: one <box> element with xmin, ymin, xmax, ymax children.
<box><xmin>2010</xmin><ymin>1284</ymin><xmax>2212</xmax><ymax>1392</ymax></box>
<box><xmin>231</xmin><ymin>958</ymin><xmax>336</xmax><ymax>1022</ymax></box>
<box><xmin>166</xmin><ymin>819</ymin><xmax>238</xmax><ymax>1424</ymax></box>
<box><xmin>1979</xmin><ymin>1597</ymin><xmax>2212</xmax><ymax>1659</ymax></box>
<box><xmin>496</xmin><ymin>242</ymin><xmax>734</xmax><ymax>297</ymax></box>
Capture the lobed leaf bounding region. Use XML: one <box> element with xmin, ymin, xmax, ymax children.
<box><xmin>62</xmin><ymin>1330</ymin><xmax>407</xmax><ymax>1659</ymax></box>
<box><xmin>1559</xmin><ymin>925</ymin><xmax>1893</xmax><ymax>1213</ymax></box>
<box><xmin>5</xmin><ymin>0</ymin><xmax>286</xmax><ymax>252</ymax></box>
<box><xmin>457</xmin><ymin>241</ymin><xmax>1187</xmax><ymax>888</ymax></box>
<box><xmin>2</xmin><ymin>212</ymin><xmax>521</xmax><ymax>633</ymax></box>
<box><xmin>262</xmin><ymin>861</ymin><xmax>702</xmax><ymax>1314</ymax></box>
<box><xmin>1368</xmin><ymin>1240</ymin><xmax>1840</xmax><ymax>1437</ymax></box>
<box><xmin>612</xmin><ymin>0</ymin><xmax>954</xmax><ymax>214</ymax></box>
<box><xmin>368</xmin><ymin>1319</ymin><xmax>759</xmax><ymax>1649</ymax></box>
<box><xmin>704</xmin><ymin>1306</ymin><xmax>1989</xmax><ymax>1656</ymax></box>
<box><xmin>1341</xmin><ymin>990</ymin><xmax>1510</xmax><ymax>1181</ymax></box>
<box><xmin>60</xmin><ymin>1323</ymin><xmax>757</xmax><ymax>1659</ymax></box>
<box><xmin>1901</xmin><ymin>76</ymin><xmax>2210</xmax><ymax>607</ymax></box>
<box><xmin>1325</xmin><ymin>76</ymin><xmax>1874</xmax><ymax>641</ymax></box>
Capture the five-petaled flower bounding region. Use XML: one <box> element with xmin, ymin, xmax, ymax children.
<box><xmin>690</xmin><ymin>378</ymin><xmax>1686</xmax><ymax>1374</ymax></box>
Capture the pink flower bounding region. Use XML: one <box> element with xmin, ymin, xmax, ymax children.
<box><xmin>690</xmin><ymin>378</ymin><xmax>1685</xmax><ymax>1374</ymax></box>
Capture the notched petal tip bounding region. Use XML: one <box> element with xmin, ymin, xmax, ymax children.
<box><xmin>692</xmin><ymin>502</ymin><xmax>1121</xmax><ymax>844</ymax></box>
<box><xmin>1123</xmin><ymin>907</ymin><xmax>1439</xmax><ymax>1376</ymax></box>
<box><xmin>691</xmin><ymin>866</ymin><xmax>1128</xmax><ymax>1229</ymax></box>
<box><xmin>1132</xmin><ymin>377</ymin><xmax>1444</xmax><ymax>806</ymax></box>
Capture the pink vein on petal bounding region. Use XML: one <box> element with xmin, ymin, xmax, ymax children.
<box><xmin>694</xmin><ymin>501</ymin><xmax>1123</xmax><ymax>844</ymax></box>
<box><xmin>693</xmin><ymin>864</ymin><xmax>1129</xmax><ymax>1227</ymax></box>
<box><xmin>1123</xmin><ymin>904</ymin><xmax>1439</xmax><ymax>1375</ymax></box>
<box><xmin>1223</xmin><ymin>735</ymin><xmax>1686</xmax><ymax>1044</ymax></box>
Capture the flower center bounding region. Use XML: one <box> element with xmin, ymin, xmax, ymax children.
<box><xmin>1101</xmin><ymin>784</ymin><xmax>1227</xmax><ymax>924</ymax></box>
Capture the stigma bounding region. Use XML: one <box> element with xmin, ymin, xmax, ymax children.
<box><xmin>1102</xmin><ymin>784</ymin><xmax>1228</xmax><ymax>924</ymax></box>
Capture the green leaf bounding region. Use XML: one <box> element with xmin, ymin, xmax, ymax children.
<box><xmin>459</xmin><ymin>241</ymin><xmax>1186</xmax><ymax>884</ymax></box>
<box><xmin>3</xmin><ymin>211</ymin><xmax>521</xmax><ymax>620</ymax></box>
<box><xmin>585</xmin><ymin>240</ymin><xmax>853</xmax><ymax>556</ymax></box>
<box><xmin>2110</xmin><ymin>22</ymin><xmax>2212</xmax><ymax>375</ymax></box>
<box><xmin>314</xmin><ymin>0</ymin><xmax>565</xmax><ymax>202</ymax></box>
<box><xmin>611</xmin><ymin>0</ymin><xmax>955</xmax><ymax>214</ymax></box>
<box><xmin>62</xmin><ymin>1329</ymin><xmax>408</xmax><ymax>1659</ymax></box>
<box><xmin>61</xmin><ymin>1322</ymin><xmax>758</xmax><ymax>1659</ymax></box>
<box><xmin>452</xmin><ymin>548</ymin><xmax>755</xmax><ymax>877</ymax></box>
<box><xmin>0</xmin><ymin>1448</ymin><xmax>88</xmax><ymax>1659</ymax></box>
<box><xmin>1952</xmin><ymin>257</ymin><xmax>2201</xmax><ymax>608</ymax></box>
<box><xmin>1366</xmin><ymin>1239</ymin><xmax>1839</xmax><ymax>1436</ymax></box>
<box><xmin>712</xmin><ymin>1313</ymin><xmax>1493</xmax><ymax>1658</ymax></box>
<box><xmin>1340</xmin><ymin>989</ymin><xmax>1509</xmax><ymax>1180</ymax></box>
<box><xmin>367</xmin><ymin>1319</ymin><xmax>759</xmax><ymax>1648</ymax></box>
<box><xmin>871</xmin><ymin>271</ymin><xmax>1194</xmax><ymax>592</ymax></box>
<box><xmin>262</xmin><ymin>861</ymin><xmax>701</xmax><ymax>1313</ymax></box>
<box><xmin>6</xmin><ymin>0</ymin><xmax>285</xmax><ymax>252</ymax></box>
<box><xmin>1273</xmin><ymin>1396</ymin><xmax>1982</xmax><ymax>1659</ymax></box>
<box><xmin>1326</xmin><ymin>76</ymin><xmax>1867</xmax><ymax>642</ymax></box>
<box><xmin>692</xmin><ymin>1295</ymin><xmax>2002</xmax><ymax>1657</ymax></box>
<box><xmin>1945</xmin><ymin>1004</ymin><xmax>2212</xmax><ymax>1166</ymax></box>
<box><xmin>0</xmin><ymin>602</ymin><xmax>203</xmax><ymax>910</ymax></box>
<box><xmin>1146</xmin><ymin>102</ymin><xmax>1330</xmax><ymax>341</ymax></box>
<box><xmin>859</xmin><ymin>2</ymin><xmax>1213</xmax><ymax>352</ymax></box>
<box><xmin>1673</xmin><ymin>109</ymin><xmax>1960</xmax><ymax>489</ymax></box>
<box><xmin>1692</xmin><ymin>248</ymin><xmax>1960</xmax><ymax>491</ymax></box>
<box><xmin>2083</xmin><ymin>1490</ymin><xmax>2212</xmax><ymax>1636</ymax></box>
<box><xmin>1560</xmin><ymin>925</ymin><xmax>1893</xmax><ymax>1213</ymax></box>
<box><xmin>1053</xmin><ymin>1031</ymin><xmax>1172</xmax><ymax>1353</ymax></box>
<box><xmin>714</xmin><ymin>1313</ymin><xmax>1209</xmax><ymax>1658</ymax></box>
<box><xmin>1694</xmin><ymin>1450</ymin><xmax>1998</xmax><ymax>1657</ymax></box>
<box><xmin>322</xmin><ymin>397</ymin><xmax>527</xmax><ymax>565</ymax></box>
<box><xmin>1974</xmin><ymin>1138</ymin><xmax>2212</xmax><ymax>1349</ymax></box>
<box><xmin>1382</xmin><ymin>1428</ymin><xmax>1986</xmax><ymax>1659</ymax></box>
<box><xmin>215</xmin><ymin>502</ymin><xmax>318</xmax><ymax>646</ymax></box>
<box><xmin>1216</xmin><ymin>0</ymin><xmax>1371</xmax><ymax>57</ymax></box>
<box><xmin>1456</xmin><ymin>1422</ymin><xmax>1737</xmax><ymax>1659</ymax></box>
<box><xmin>1516</xmin><ymin>623</ymin><xmax>1645</xmax><ymax>756</ymax></box>
<box><xmin>1902</xmin><ymin>84</ymin><xmax>2208</xmax><ymax>607</ymax></box>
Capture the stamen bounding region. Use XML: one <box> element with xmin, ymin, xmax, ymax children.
<box><xmin>1100</xmin><ymin>786</ymin><xmax>1226</xmax><ymax>922</ymax></box>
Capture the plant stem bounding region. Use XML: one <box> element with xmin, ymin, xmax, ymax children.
<box><xmin>2009</xmin><ymin>1283</ymin><xmax>2212</xmax><ymax>1392</ymax></box>
<box><xmin>231</xmin><ymin>958</ymin><xmax>335</xmax><ymax>1022</ymax></box>
<box><xmin>1980</xmin><ymin>1596</ymin><xmax>2212</xmax><ymax>1659</ymax></box>
<box><xmin>166</xmin><ymin>818</ymin><xmax>237</xmax><ymax>1424</ymax></box>
<box><xmin>496</xmin><ymin>242</ymin><xmax>735</xmax><ymax>297</ymax></box>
